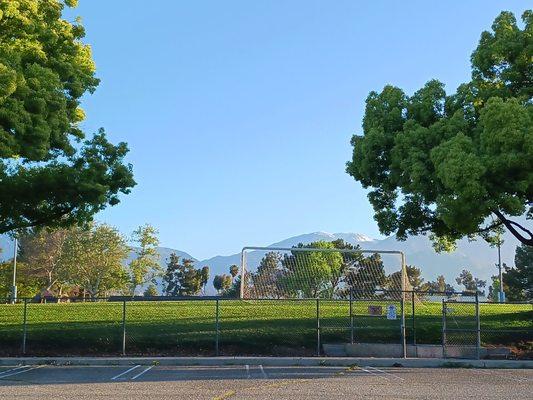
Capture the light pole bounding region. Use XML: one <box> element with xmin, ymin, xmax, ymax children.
<box><xmin>497</xmin><ymin>239</ymin><xmax>504</xmax><ymax>303</ymax></box>
<box><xmin>11</xmin><ymin>236</ymin><xmax>18</xmax><ymax>304</ymax></box>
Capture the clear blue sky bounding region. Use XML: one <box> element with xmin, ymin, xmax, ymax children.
<box><xmin>67</xmin><ymin>1</ymin><xmax>527</xmax><ymax>259</ymax></box>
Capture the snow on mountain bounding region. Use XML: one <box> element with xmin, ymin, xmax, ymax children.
<box><xmin>268</xmin><ymin>232</ymin><xmax>374</xmax><ymax>248</ymax></box>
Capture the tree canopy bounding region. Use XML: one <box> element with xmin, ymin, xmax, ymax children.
<box><xmin>347</xmin><ymin>10</ymin><xmax>533</xmax><ymax>249</ymax></box>
<box><xmin>0</xmin><ymin>0</ymin><xmax>135</xmax><ymax>234</ymax></box>
<box><xmin>281</xmin><ymin>241</ymin><xmax>345</xmax><ymax>298</ymax></box>
<box><xmin>128</xmin><ymin>224</ymin><xmax>161</xmax><ymax>295</ymax></box>
<box><xmin>163</xmin><ymin>254</ymin><xmax>203</xmax><ymax>296</ymax></box>
<box><xmin>455</xmin><ymin>269</ymin><xmax>486</xmax><ymax>294</ymax></box>
<box><xmin>63</xmin><ymin>224</ymin><xmax>130</xmax><ymax>298</ymax></box>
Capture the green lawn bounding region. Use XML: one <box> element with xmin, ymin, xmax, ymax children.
<box><xmin>0</xmin><ymin>300</ymin><xmax>530</xmax><ymax>356</ymax></box>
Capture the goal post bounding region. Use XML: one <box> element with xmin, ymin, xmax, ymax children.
<box><xmin>240</xmin><ymin>246</ymin><xmax>409</xmax><ymax>300</ymax></box>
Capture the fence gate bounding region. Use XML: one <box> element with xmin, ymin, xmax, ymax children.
<box><xmin>442</xmin><ymin>297</ymin><xmax>480</xmax><ymax>359</ymax></box>
<box><xmin>317</xmin><ymin>291</ymin><xmax>407</xmax><ymax>357</ymax></box>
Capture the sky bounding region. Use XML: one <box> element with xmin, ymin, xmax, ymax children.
<box><xmin>65</xmin><ymin>1</ymin><xmax>528</xmax><ymax>259</ymax></box>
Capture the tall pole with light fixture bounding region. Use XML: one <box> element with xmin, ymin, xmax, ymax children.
<box><xmin>11</xmin><ymin>236</ymin><xmax>18</xmax><ymax>304</ymax></box>
<box><xmin>497</xmin><ymin>239</ymin><xmax>504</xmax><ymax>303</ymax></box>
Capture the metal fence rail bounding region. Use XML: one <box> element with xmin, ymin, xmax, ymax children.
<box><xmin>0</xmin><ymin>292</ymin><xmax>531</xmax><ymax>358</ymax></box>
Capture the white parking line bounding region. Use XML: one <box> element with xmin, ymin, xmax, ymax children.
<box><xmin>111</xmin><ymin>365</ymin><xmax>141</xmax><ymax>381</ymax></box>
<box><xmin>359</xmin><ymin>367</ymin><xmax>389</xmax><ymax>380</ymax></box>
<box><xmin>258</xmin><ymin>365</ymin><xmax>268</xmax><ymax>379</ymax></box>
<box><xmin>0</xmin><ymin>366</ymin><xmax>27</xmax><ymax>377</ymax></box>
<box><xmin>0</xmin><ymin>365</ymin><xmax>43</xmax><ymax>379</ymax></box>
<box><xmin>131</xmin><ymin>366</ymin><xmax>153</xmax><ymax>380</ymax></box>
<box><xmin>245</xmin><ymin>364</ymin><xmax>251</xmax><ymax>379</ymax></box>
<box><xmin>366</xmin><ymin>366</ymin><xmax>404</xmax><ymax>381</ymax></box>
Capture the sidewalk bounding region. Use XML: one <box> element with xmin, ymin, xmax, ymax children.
<box><xmin>0</xmin><ymin>357</ymin><xmax>531</xmax><ymax>369</ymax></box>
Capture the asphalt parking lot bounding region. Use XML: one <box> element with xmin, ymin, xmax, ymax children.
<box><xmin>0</xmin><ymin>364</ymin><xmax>531</xmax><ymax>399</ymax></box>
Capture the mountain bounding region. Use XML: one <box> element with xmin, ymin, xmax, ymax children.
<box><xmin>269</xmin><ymin>232</ymin><xmax>374</xmax><ymax>248</ymax></box>
<box><xmin>0</xmin><ymin>229</ymin><xmax>521</xmax><ymax>295</ymax></box>
<box><xmin>196</xmin><ymin>231</ymin><xmax>517</xmax><ymax>294</ymax></box>
<box><xmin>126</xmin><ymin>246</ymin><xmax>196</xmax><ymax>267</ymax></box>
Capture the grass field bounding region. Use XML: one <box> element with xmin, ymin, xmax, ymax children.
<box><xmin>0</xmin><ymin>300</ymin><xmax>531</xmax><ymax>356</ymax></box>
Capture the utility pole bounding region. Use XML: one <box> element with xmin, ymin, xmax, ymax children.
<box><xmin>11</xmin><ymin>236</ymin><xmax>18</xmax><ymax>304</ymax></box>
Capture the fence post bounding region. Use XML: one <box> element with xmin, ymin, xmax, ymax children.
<box><xmin>121</xmin><ymin>300</ymin><xmax>126</xmax><ymax>356</ymax></box>
<box><xmin>22</xmin><ymin>298</ymin><xmax>27</xmax><ymax>355</ymax></box>
<box><xmin>441</xmin><ymin>299</ymin><xmax>446</xmax><ymax>358</ymax></box>
<box><xmin>475</xmin><ymin>292</ymin><xmax>481</xmax><ymax>360</ymax></box>
<box><xmin>411</xmin><ymin>291</ymin><xmax>416</xmax><ymax>345</ymax></box>
<box><xmin>215</xmin><ymin>299</ymin><xmax>220</xmax><ymax>356</ymax></box>
<box><xmin>316</xmin><ymin>298</ymin><xmax>320</xmax><ymax>357</ymax></box>
<box><xmin>400</xmin><ymin>296</ymin><xmax>406</xmax><ymax>358</ymax></box>
<box><xmin>349</xmin><ymin>289</ymin><xmax>354</xmax><ymax>344</ymax></box>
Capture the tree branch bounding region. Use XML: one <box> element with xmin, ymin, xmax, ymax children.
<box><xmin>475</xmin><ymin>220</ymin><xmax>504</xmax><ymax>234</ymax></box>
<box><xmin>493</xmin><ymin>210</ymin><xmax>533</xmax><ymax>246</ymax></box>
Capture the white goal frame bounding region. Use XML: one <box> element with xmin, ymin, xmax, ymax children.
<box><xmin>239</xmin><ymin>246</ymin><xmax>407</xmax><ymax>299</ymax></box>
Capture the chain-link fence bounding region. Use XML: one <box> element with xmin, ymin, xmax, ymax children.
<box><xmin>443</xmin><ymin>296</ymin><xmax>480</xmax><ymax>358</ymax></box>
<box><xmin>0</xmin><ymin>294</ymin><xmax>531</xmax><ymax>358</ymax></box>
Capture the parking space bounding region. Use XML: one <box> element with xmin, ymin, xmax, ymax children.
<box><xmin>0</xmin><ymin>365</ymin><xmax>352</xmax><ymax>384</ymax></box>
<box><xmin>0</xmin><ymin>365</ymin><xmax>531</xmax><ymax>399</ymax></box>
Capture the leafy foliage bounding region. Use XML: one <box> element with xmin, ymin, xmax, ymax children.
<box><xmin>280</xmin><ymin>241</ymin><xmax>344</xmax><ymax>298</ymax></box>
<box><xmin>0</xmin><ymin>261</ymin><xmax>41</xmax><ymax>298</ymax></box>
<box><xmin>346</xmin><ymin>11</ymin><xmax>533</xmax><ymax>249</ymax></box>
<box><xmin>229</xmin><ymin>265</ymin><xmax>239</xmax><ymax>279</ymax></box>
<box><xmin>342</xmin><ymin>253</ymin><xmax>387</xmax><ymax>297</ymax></box>
<box><xmin>62</xmin><ymin>224</ymin><xmax>130</xmax><ymax>298</ymax></box>
<box><xmin>128</xmin><ymin>224</ymin><xmax>161</xmax><ymax>295</ymax></box>
<box><xmin>420</xmin><ymin>275</ymin><xmax>455</xmax><ymax>293</ymax></box>
<box><xmin>250</xmin><ymin>252</ymin><xmax>284</xmax><ymax>298</ymax></box>
<box><xmin>0</xmin><ymin>0</ymin><xmax>135</xmax><ymax>234</ymax></box>
<box><xmin>199</xmin><ymin>266</ymin><xmax>210</xmax><ymax>295</ymax></box>
<box><xmin>163</xmin><ymin>254</ymin><xmax>203</xmax><ymax>296</ymax></box>
<box><xmin>18</xmin><ymin>228</ymin><xmax>70</xmax><ymax>293</ymax></box>
<box><xmin>388</xmin><ymin>265</ymin><xmax>424</xmax><ymax>290</ymax></box>
<box><xmin>213</xmin><ymin>274</ymin><xmax>232</xmax><ymax>295</ymax></box>
<box><xmin>455</xmin><ymin>269</ymin><xmax>486</xmax><ymax>294</ymax></box>
<box><xmin>143</xmin><ymin>284</ymin><xmax>159</xmax><ymax>297</ymax></box>
<box><xmin>502</xmin><ymin>244</ymin><xmax>533</xmax><ymax>300</ymax></box>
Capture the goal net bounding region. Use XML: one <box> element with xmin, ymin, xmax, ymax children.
<box><xmin>240</xmin><ymin>246</ymin><xmax>410</xmax><ymax>299</ymax></box>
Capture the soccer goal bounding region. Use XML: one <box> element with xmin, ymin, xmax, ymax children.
<box><xmin>239</xmin><ymin>246</ymin><xmax>409</xmax><ymax>299</ymax></box>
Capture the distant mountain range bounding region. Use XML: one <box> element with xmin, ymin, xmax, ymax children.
<box><xmin>196</xmin><ymin>231</ymin><xmax>517</xmax><ymax>294</ymax></box>
<box><xmin>0</xmin><ymin>229</ymin><xmax>521</xmax><ymax>295</ymax></box>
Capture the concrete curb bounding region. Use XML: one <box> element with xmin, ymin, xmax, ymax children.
<box><xmin>0</xmin><ymin>357</ymin><xmax>531</xmax><ymax>369</ymax></box>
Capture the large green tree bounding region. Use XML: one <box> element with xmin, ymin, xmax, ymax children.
<box><xmin>213</xmin><ymin>274</ymin><xmax>232</xmax><ymax>295</ymax></box>
<box><xmin>63</xmin><ymin>224</ymin><xmax>129</xmax><ymax>298</ymax></box>
<box><xmin>0</xmin><ymin>0</ymin><xmax>135</xmax><ymax>234</ymax></box>
<box><xmin>281</xmin><ymin>241</ymin><xmax>344</xmax><ymax>298</ymax></box>
<box><xmin>251</xmin><ymin>251</ymin><xmax>284</xmax><ymax>298</ymax></box>
<box><xmin>18</xmin><ymin>228</ymin><xmax>70</xmax><ymax>294</ymax></box>
<box><xmin>342</xmin><ymin>253</ymin><xmax>387</xmax><ymax>297</ymax></box>
<box><xmin>502</xmin><ymin>244</ymin><xmax>532</xmax><ymax>300</ymax></box>
<box><xmin>128</xmin><ymin>224</ymin><xmax>161</xmax><ymax>295</ymax></box>
<box><xmin>347</xmin><ymin>11</ymin><xmax>532</xmax><ymax>249</ymax></box>
<box><xmin>455</xmin><ymin>269</ymin><xmax>487</xmax><ymax>294</ymax></box>
<box><xmin>163</xmin><ymin>254</ymin><xmax>203</xmax><ymax>296</ymax></box>
<box><xmin>0</xmin><ymin>260</ymin><xmax>42</xmax><ymax>298</ymax></box>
